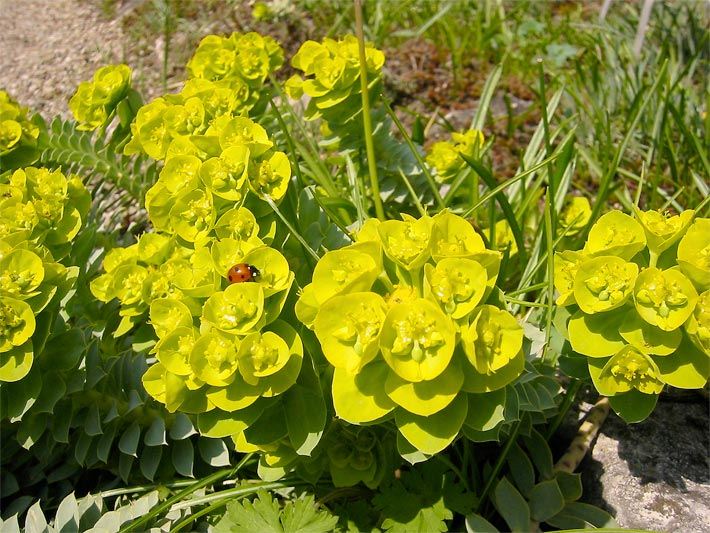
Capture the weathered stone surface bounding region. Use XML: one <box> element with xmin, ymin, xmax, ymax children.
<box><xmin>579</xmin><ymin>398</ymin><xmax>710</xmax><ymax>532</ymax></box>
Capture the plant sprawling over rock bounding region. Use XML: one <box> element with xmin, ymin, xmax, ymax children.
<box><xmin>555</xmin><ymin>209</ymin><xmax>709</xmax><ymax>422</ymax></box>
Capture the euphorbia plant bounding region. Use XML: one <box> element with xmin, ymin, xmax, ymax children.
<box><xmin>69</xmin><ymin>64</ymin><xmax>132</xmax><ymax>131</ymax></box>
<box><xmin>0</xmin><ymin>90</ymin><xmax>40</xmax><ymax>170</ymax></box>
<box><xmin>0</xmin><ymin>167</ymin><xmax>90</xmax><ymax>382</ymax></box>
<box><xmin>88</xmin><ymin>33</ymin><xmax>333</xmax><ymax>481</ymax></box>
<box><xmin>297</xmin><ymin>210</ymin><xmax>525</xmax><ymax>456</ymax></box>
<box><xmin>555</xmin><ymin>209</ymin><xmax>709</xmax><ymax>422</ymax></box>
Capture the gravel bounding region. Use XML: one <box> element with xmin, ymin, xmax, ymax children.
<box><xmin>0</xmin><ymin>0</ymin><xmax>126</xmax><ymax>120</ymax></box>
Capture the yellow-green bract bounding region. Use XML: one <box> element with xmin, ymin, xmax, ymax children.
<box><xmin>426</xmin><ymin>129</ymin><xmax>485</xmax><ymax>183</ymax></box>
<box><xmin>0</xmin><ymin>167</ymin><xmax>89</xmax><ymax>382</ymax></box>
<box><xmin>124</xmin><ymin>32</ymin><xmax>284</xmax><ymax>167</ymax></box>
<box><xmin>91</xmin><ymin>114</ymin><xmax>302</xmax><ymax>468</ymax></box>
<box><xmin>286</xmin><ymin>35</ymin><xmax>385</xmax><ymax>122</ymax></box>
<box><xmin>298</xmin><ymin>211</ymin><xmax>524</xmax><ymax>456</ymax></box>
<box><xmin>554</xmin><ymin>209</ymin><xmax>709</xmax><ymax>422</ymax></box>
<box><xmin>0</xmin><ymin>90</ymin><xmax>39</xmax><ymax>157</ymax></box>
<box><xmin>69</xmin><ymin>64</ymin><xmax>131</xmax><ymax>131</ymax></box>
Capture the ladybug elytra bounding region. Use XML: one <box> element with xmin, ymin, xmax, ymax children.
<box><xmin>227</xmin><ymin>263</ymin><xmax>260</xmax><ymax>283</ymax></box>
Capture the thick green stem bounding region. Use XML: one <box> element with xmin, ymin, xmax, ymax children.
<box><xmin>354</xmin><ymin>0</ymin><xmax>385</xmax><ymax>220</ymax></box>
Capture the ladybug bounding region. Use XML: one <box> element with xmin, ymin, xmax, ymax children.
<box><xmin>227</xmin><ymin>263</ymin><xmax>260</xmax><ymax>283</ymax></box>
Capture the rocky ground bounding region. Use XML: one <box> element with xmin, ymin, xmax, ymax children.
<box><xmin>1</xmin><ymin>2</ymin><xmax>708</xmax><ymax>531</ymax></box>
<box><xmin>579</xmin><ymin>397</ymin><xmax>710</xmax><ymax>532</ymax></box>
<box><xmin>0</xmin><ymin>0</ymin><xmax>128</xmax><ymax>119</ymax></box>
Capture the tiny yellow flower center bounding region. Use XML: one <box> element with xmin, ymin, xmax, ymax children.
<box><xmin>636</xmin><ymin>273</ymin><xmax>688</xmax><ymax>318</ymax></box>
<box><xmin>391</xmin><ymin>311</ymin><xmax>444</xmax><ymax>362</ymax></box>
<box><xmin>584</xmin><ymin>263</ymin><xmax>633</xmax><ymax>304</ymax></box>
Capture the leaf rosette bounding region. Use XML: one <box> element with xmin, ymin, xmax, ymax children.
<box><xmin>559</xmin><ymin>207</ymin><xmax>708</xmax><ymax>422</ymax></box>
<box><xmin>0</xmin><ymin>167</ymin><xmax>88</xmax><ymax>383</ymax></box>
<box><xmin>685</xmin><ymin>290</ymin><xmax>709</xmax><ymax>354</ymax></box>
<box><xmin>676</xmin><ymin>217</ymin><xmax>709</xmax><ymax>291</ymax></box>
<box><xmin>298</xmin><ymin>211</ymin><xmax>522</xmax><ymax>456</ymax></box>
<box><xmin>288</xmin><ymin>35</ymin><xmax>384</xmax><ymax>122</ymax></box>
<box><xmin>573</xmin><ymin>256</ymin><xmax>638</xmax><ymax>314</ymax></box>
<box><xmin>583</xmin><ymin>211</ymin><xmax>646</xmax><ymax>260</ymax></box>
<box><xmin>320</xmin><ymin>423</ymin><xmax>392</xmax><ymax>489</ymax></box>
<box><xmin>69</xmin><ymin>64</ymin><xmax>131</xmax><ymax>131</ymax></box>
<box><xmin>633</xmin><ymin>267</ymin><xmax>698</xmax><ymax>331</ymax></box>
<box><xmin>426</xmin><ymin>129</ymin><xmax>485</xmax><ymax>183</ymax></box>
<box><xmin>0</xmin><ymin>90</ymin><xmax>39</xmax><ymax>162</ymax></box>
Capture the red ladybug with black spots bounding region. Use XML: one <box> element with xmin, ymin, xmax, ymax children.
<box><xmin>227</xmin><ymin>263</ymin><xmax>260</xmax><ymax>283</ymax></box>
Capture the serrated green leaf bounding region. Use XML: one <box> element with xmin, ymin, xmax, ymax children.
<box><xmin>214</xmin><ymin>491</ymin><xmax>338</xmax><ymax>533</ymax></box>
<box><xmin>492</xmin><ymin>477</ymin><xmax>530</xmax><ymax>533</ymax></box>
<box><xmin>528</xmin><ymin>479</ymin><xmax>565</xmax><ymax>522</ymax></box>
<box><xmin>280</xmin><ymin>494</ymin><xmax>339</xmax><ymax>533</ymax></box>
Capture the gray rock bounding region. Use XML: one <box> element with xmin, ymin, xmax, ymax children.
<box><xmin>580</xmin><ymin>399</ymin><xmax>710</xmax><ymax>532</ymax></box>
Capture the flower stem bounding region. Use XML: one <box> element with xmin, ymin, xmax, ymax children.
<box><xmin>354</xmin><ymin>0</ymin><xmax>385</xmax><ymax>220</ymax></box>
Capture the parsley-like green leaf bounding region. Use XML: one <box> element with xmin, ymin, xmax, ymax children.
<box><xmin>214</xmin><ymin>491</ymin><xmax>339</xmax><ymax>533</ymax></box>
<box><xmin>373</xmin><ymin>461</ymin><xmax>475</xmax><ymax>532</ymax></box>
